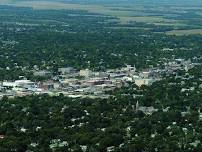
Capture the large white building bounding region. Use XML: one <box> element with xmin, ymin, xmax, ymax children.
<box><xmin>2</xmin><ymin>81</ymin><xmax>17</xmax><ymax>87</ymax></box>
<box><xmin>133</xmin><ymin>78</ymin><xmax>156</xmax><ymax>87</ymax></box>
<box><xmin>3</xmin><ymin>80</ymin><xmax>35</xmax><ymax>90</ymax></box>
<box><xmin>79</xmin><ymin>69</ymin><xmax>92</xmax><ymax>77</ymax></box>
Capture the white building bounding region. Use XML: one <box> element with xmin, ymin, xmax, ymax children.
<box><xmin>133</xmin><ymin>78</ymin><xmax>156</xmax><ymax>87</ymax></box>
<box><xmin>15</xmin><ymin>80</ymin><xmax>35</xmax><ymax>87</ymax></box>
<box><xmin>79</xmin><ymin>69</ymin><xmax>92</xmax><ymax>77</ymax></box>
<box><xmin>3</xmin><ymin>81</ymin><xmax>17</xmax><ymax>87</ymax></box>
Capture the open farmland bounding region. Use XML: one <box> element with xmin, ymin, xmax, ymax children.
<box><xmin>166</xmin><ymin>29</ymin><xmax>202</xmax><ymax>36</ymax></box>
<box><xmin>0</xmin><ymin>1</ymin><xmax>202</xmax><ymax>35</ymax></box>
<box><xmin>118</xmin><ymin>16</ymin><xmax>177</xmax><ymax>24</ymax></box>
<box><xmin>1</xmin><ymin>0</ymin><xmax>202</xmax><ymax>35</ymax></box>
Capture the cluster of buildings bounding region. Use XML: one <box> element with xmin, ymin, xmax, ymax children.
<box><xmin>0</xmin><ymin>58</ymin><xmax>198</xmax><ymax>100</ymax></box>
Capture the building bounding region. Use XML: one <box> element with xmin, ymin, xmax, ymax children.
<box><xmin>3</xmin><ymin>80</ymin><xmax>35</xmax><ymax>90</ymax></box>
<box><xmin>121</xmin><ymin>65</ymin><xmax>136</xmax><ymax>74</ymax></box>
<box><xmin>60</xmin><ymin>78</ymin><xmax>79</xmax><ymax>86</ymax></box>
<box><xmin>94</xmin><ymin>72</ymin><xmax>108</xmax><ymax>78</ymax></box>
<box><xmin>86</xmin><ymin>79</ymin><xmax>112</xmax><ymax>86</ymax></box>
<box><xmin>139</xmin><ymin>70</ymin><xmax>152</xmax><ymax>78</ymax></box>
<box><xmin>38</xmin><ymin>81</ymin><xmax>54</xmax><ymax>90</ymax></box>
<box><xmin>2</xmin><ymin>81</ymin><xmax>17</xmax><ymax>88</ymax></box>
<box><xmin>15</xmin><ymin>80</ymin><xmax>35</xmax><ymax>88</ymax></box>
<box><xmin>79</xmin><ymin>69</ymin><xmax>92</xmax><ymax>77</ymax></box>
<box><xmin>33</xmin><ymin>70</ymin><xmax>52</xmax><ymax>77</ymax></box>
<box><xmin>58</xmin><ymin>67</ymin><xmax>74</xmax><ymax>75</ymax></box>
<box><xmin>136</xmin><ymin>101</ymin><xmax>158</xmax><ymax>114</ymax></box>
<box><xmin>133</xmin><ymin>78</ymin><xmax>156</xmax><ymax>87</ymax></box>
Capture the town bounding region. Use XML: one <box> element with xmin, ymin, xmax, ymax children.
<box><xmin>0</xmin><ymin>58</ymin><xmax>198</xmax><ymax>100</ymax></box>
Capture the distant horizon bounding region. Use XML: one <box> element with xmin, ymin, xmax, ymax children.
<box><xmin>1</xmin><ymin>0</ymin><xmax>202</xmax><ymax>5</ymax></box>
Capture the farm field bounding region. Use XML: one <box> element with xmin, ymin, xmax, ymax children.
<box><xmin>166</xmin><ymin>29</ymin><xmax>202</xmax><ymax>36</ymax></box>
<box><xmin>1</xmin><ymin>0</ymin><xmax>202</xmax><ymax>34</ymax></box>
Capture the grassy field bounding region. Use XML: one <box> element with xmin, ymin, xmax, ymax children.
<box><xmin>118</xmin><ymin>16</ymin><xmax>177</xmax><ymax>24</ymax></box>
<box><xmin>166</xmin><ymin>29</ymin><xmax>202</xmax><ymax>36</ymax></box>
<box><xmin>1</xmin><ymin>0</ymin><xmax>202</xmax><ymax>35</ymax></box>
<box><xmin>12</xmin><ymin>1</ymin><xmax>177</xmax><ymax>25</ymax></box>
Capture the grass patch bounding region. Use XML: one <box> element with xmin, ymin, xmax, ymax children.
<box><xmin>2</xmin><ymin>0</ymin><xmax>202</xmax><ymax>31</ymax></box>
<box><xmin>119</xmin><ymin>16</ymin><xmax>176</xmax><ymax>24</ymax></box>
<box><xmin>166</xmin><ymin>29</ymin><xmax>202</xmax><ymax>35</ymax></box>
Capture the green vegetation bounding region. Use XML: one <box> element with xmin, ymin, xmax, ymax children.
<box><xmin>1</xmin><ymin>66</ymin><xmax>202</xmax><ymax>151</ymax></box>
<box><xmin>0</xmin><ymin>5</ymin><xmax>202</xmax><ymax>81</ymax></box>
<box><xmin>1</xmin><ymin>1</ymin><xmax>202</xmax><ymax>151</ymax></box>
<box><xmin>4</xmin><ymin>0</ymin><xmax>202</xmax><ymax>34</ymax></box>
